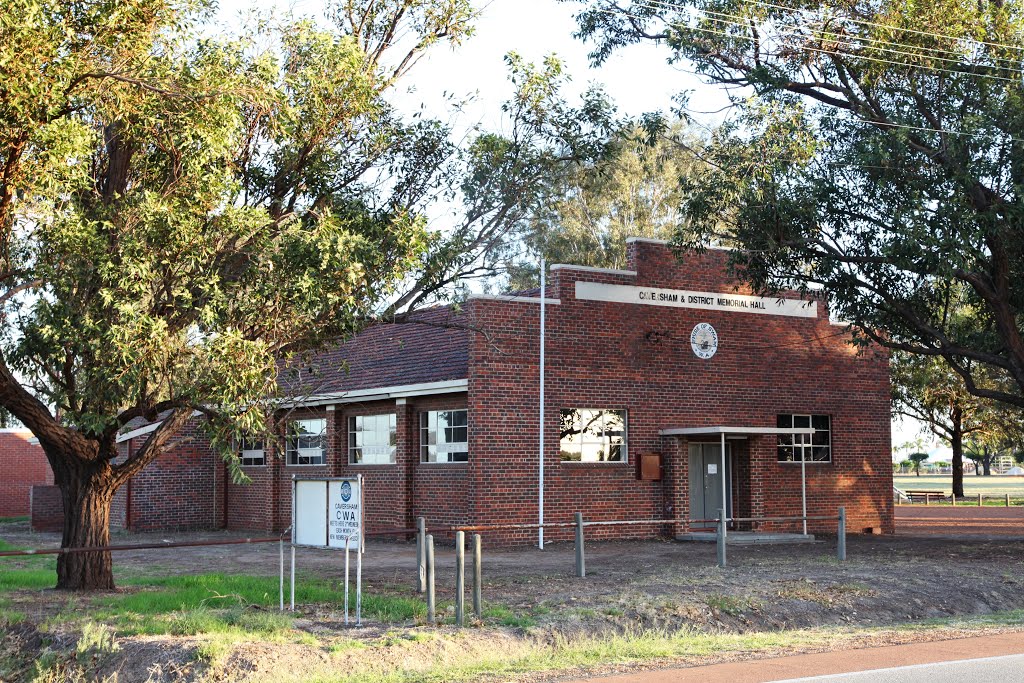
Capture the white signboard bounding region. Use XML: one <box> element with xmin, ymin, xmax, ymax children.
<box><xmin>292</xmin><ymin>476</ymin><xmax>362</xmax><ymax>550</ymax></box>
<box><xmin>575</xmin><ymin>281</ymin><xmax>817</xmax><ymax>318</ymax></box>
<box><xmin>328</xmin><ymin>479</ymin><xmax>362</xmax><ymax>549</ymax></box>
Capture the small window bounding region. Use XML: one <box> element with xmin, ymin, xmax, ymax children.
<box><xmin>349</xmin><ymin>414</ymin><xmax>397</xmax><ymax>464</ymax></box>
<box><xmin>420</xmin><ymin>410</ymin><xmax>468</xmax><ymax>462</ymax></box>
<box><xmin>239</xmin><ymin>436</ymin><xmax>265</xmax><ymax>467</ymax></box>
<box><xmin>777</xmin><ymin>414</ymin><xmax>831</xmax><ymax>462</ymax></box>
<box><xmin>287</xmin><ymin>418</ymin><xmax>327</xmax><ymax>466</ymax></box>
<box><xmin>560</xmin><ymin>409</ymin><xmax>627</xmax><ymax>462</ymax></box>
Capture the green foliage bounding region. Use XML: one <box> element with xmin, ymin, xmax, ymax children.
<box><xmin>572</xmin><ymin>0</ymin><xmax>1024</xmax><ymax>409</ymax></box>
<box><xmin>908</xmin><ymin>452</ymin><xmax>929</xmax><ymax>475</ymax></box>
<box><xmin>509</xmin><ymin>120</ymin><xmax>704</xmax><ymax>289</ymax></box>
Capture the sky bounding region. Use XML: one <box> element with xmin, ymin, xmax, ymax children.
<box><xmin>212</xmin><ymin>0</ymin><xmax>925</xmax><ymax>455</ymax></box>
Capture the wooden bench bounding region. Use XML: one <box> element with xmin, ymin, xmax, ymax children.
<box><xmin>904</xmin><ymin>490</ymin><xmax>945</xmax><ymax>504</ymax></box>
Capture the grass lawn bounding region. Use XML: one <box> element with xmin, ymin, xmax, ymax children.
<box><xmin>894</xmin><ymin>474</ymin><xmax>1024</xmax><ymax>498</ymax></box>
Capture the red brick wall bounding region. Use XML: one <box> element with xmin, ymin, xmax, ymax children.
<box><xmin>464</xmin><ymin>240</ymin><xmax>893</xmax><ymax>542</ymax></box>
<box><xmin>30</xmin><ymin>485</ymin><xmax>63</xmax><ymax>532</ymax></box>
<box><xmin>122</xmin><ymin>418</ymin><xmax>221</xmax><ymax>532</ymax></box>
<box><xmin>0</xmin><ymin>430</ymin><xmax>53</xmax><ymax>517</ymax></box>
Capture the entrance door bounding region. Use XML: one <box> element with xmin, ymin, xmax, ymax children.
<box><xmin>689</xmin><ymin>443</ymin><xmax>732</xmax><ymax>528</ymax></box>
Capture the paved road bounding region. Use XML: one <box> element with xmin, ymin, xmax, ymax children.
<box><xmin>570</xmin><ymin>632</ymin><xmax>1024</xmax><ymax>683</ymax></box>
<box><xmin>775</xmin><ymin>653</ymin><xmax>1024</xmax><ymax>682</ymax></box>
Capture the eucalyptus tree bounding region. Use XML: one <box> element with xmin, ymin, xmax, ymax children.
<box><xmin>891</xmin><ymin>351</ymin><xmax>990</xmax><ymax>495</ymax></box>
<box><xmin>570</xmin><ymin>0</ymin><xmax>1024</xmax><ymax>408</ymax></box>
<box><xmin>0</xmin><ymin>0</ymin><xmax>614</xmax><ymax>589</ymax></box>
<box><xmin>508</xmin><ymin>120</ymin><xmax>703</xmax><ymax>290</ymax></box>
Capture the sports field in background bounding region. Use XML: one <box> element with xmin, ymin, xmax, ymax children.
<box><xmin>894</xmin><ymin>474</ymin><xmax>1024</xmax><ymax>496</ymax></box>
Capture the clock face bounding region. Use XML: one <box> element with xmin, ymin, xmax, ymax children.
<box><xmin>690</xmin><ymin>323</ymin><xmax>719</xmax><ymax>359</ymax></box>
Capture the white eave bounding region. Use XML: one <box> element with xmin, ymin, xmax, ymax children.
<box><xmin>659</xmin><ymin>426</ymin><xmax>816</xmax><ymax>437</ymax></box>
<box><xmin>283</xmin><ymin>378</ymin><xmax>468</xmax><ymax>409</ymax></box>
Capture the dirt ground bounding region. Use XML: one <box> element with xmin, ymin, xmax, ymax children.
<box><xmin>4</xmin><ymin>520</ymin><xmax>1024</xmax><ymax>682</ymax></box>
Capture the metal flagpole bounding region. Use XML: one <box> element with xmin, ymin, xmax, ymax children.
<box><xmin>720</xmin><ymin>431</ymin><xmax>727</xmax><ymax>539</ymax></box>
<box><xmin>539</xmin><ymin>255</ymin><xmax>546</xmax><ymax>550</ymax></box>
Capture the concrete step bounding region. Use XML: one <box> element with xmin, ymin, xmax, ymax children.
<box><xmin>676</xmin><ymin>531</ymin><xmax>817</xmax><ymax>544</ymax></box>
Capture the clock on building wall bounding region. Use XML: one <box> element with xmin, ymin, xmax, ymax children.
<box><xmin>690</xmin><ymin>323</ymin><xmax>718</xmax><ymax>359</ymax></box>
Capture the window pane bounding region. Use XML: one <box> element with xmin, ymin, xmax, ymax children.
<box><xmin>777</xmin><ymin>414</ymin><xmax>792</xmax><ymax>428</ymax></box>
<box><xmin>812</xmin><ymin>415</ymin><xmax>830</xmax><ymax>430</ymax></box>
<box><xmin>778</xmin><ymin>446</ymin><xmax>796</xmax><ymax>461</ymax></box>
<box><xmin>793</xmin><ymin>415</ymin><xmax>811</xmax><ymax>429</ymax></box>
<box><xmin>812</xmin><ymin>430</ymin><xmax>830</xmax><ymax>446</ymax></box>
<box><xmin>560</xmin><ymin>408</ymin><xmax>627</xmax><ymax>463</ymax></box>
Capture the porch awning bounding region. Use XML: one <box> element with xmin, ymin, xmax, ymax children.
<box><xmin>659</xmin><ymin>426</ymin><xmax>815</xmax><ymax>437</ymax></box>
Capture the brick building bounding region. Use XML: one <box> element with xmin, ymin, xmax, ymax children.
<box><xmin>0</xmin><ymin>429</ymin><xmax>53</xmax><ymax>518</ymax></box>
<box><xmin>38</xmin><ymin>239</ymin><xmax>894</xmax><ymax>539</ymax></box>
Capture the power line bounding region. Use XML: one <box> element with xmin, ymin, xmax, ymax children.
<box><xmin>590</xmin><ymin>6</ymin><xmax>1024</xmax><ymax>143</ymax></box>
<box><xmin>634</xmin><ymin>0</ymin><xmax>1024</xmax><ymax>56</ymax></box>
<box><xmin>643</xmin><ymin>0</ymin><xmax>1024</xmax><ymax>74</ymax></box>
<box><xmin>625</xmin><ymin>0</ymin><xmax>1022</xmax><ymax>84</ymax></box>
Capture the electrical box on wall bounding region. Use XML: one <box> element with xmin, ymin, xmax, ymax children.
<box><xmin>638</xmin><ymin>452</ymin><xmax>662</xmax><ymax>481</ymax></box>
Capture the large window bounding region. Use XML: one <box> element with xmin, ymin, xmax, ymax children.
<box><xmin>238</xmin><ymin>436</ymin><xmax>265</xmax><ymax>467</ymax></box>
<box><xmin>349</xmin><ymin>414</ymin><xmax>397</xmax><ymax>465</ymax></box>
<box><xmin>287</xmin><ymin>418</ymin><xmax>327</xmax><ymax>465</ymax></box>
<box><xmin>777</xmin><ymin>414</ymin><xmax>831</xmax><ymax>462</ymax></box>
<box><xmin>420</xmin><ymin>410</ymin><xmax>468</xmax><ymax>463</ymax></box>
<box><xmin>559</xmin><ymin>409</ymin><xmax>627</xmax><ymax>462</ymax></box>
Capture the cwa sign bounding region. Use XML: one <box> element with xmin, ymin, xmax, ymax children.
<box><xmin>292</xmin><ymin>476</ymin><xmax>363</xmax><ymax>550</ymax></box>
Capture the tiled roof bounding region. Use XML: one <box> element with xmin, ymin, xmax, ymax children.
<box><xmin>278</xmin><ymin>307</ymin><xmax>469</xmax><ymax>398</ymax></box>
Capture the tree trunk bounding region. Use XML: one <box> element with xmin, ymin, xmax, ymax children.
<box><xmin>55</xmin><ymin>461</ymin><xmax>117</xmax><ymax>590</ymax></box>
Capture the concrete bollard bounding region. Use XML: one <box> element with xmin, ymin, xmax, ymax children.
<box><xmin>716</xmin><ymin>508</ymin><xmax>727</xmax><ymax>569</ymax></box>
<box><xmin>472</xmin><ymin>534</ymin><xmax>482</xmax><ymax>619</ymax></box>
<box><xmin>455</xmin><ymin>531</ymin><xmax>465</xmax><ymax>627</ymax></box>
<box><xmin>837</xmin><ymin>506</ymin><xmax>846</xmax><ymax>561</ymax></box>
<box><xmin>426</xmin><ymin>534</ymin><xmax>435</xmax><ymax>624</ymax></box>
<box><xmin>951</xmin><ymin>493</ymin><xmax>956</xmax><ymax>506</ymax></box>
<box><xmin>574</xmin><ymin>512</ymin><xmax>586</xmax><ymax>578</ymax></box>
<box><xmin>925</xmin><ymin>493</ymin><xmax>930</xmax><ymax>506</ymax></box>
<box><xmin>417</xmin><ymin>517</ymin><xmax>426</xmax><ymax>593</ymax></box>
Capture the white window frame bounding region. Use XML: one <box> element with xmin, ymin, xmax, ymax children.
<box><xmin>238</xmin><ymin>436</ymin><xmax>265</xmax><ymax>467</ymax></box>
<box><xmin>559</xmin><ymin>408</ymin><xmax>628</xmax><ymax>463</ymax></box>
<box><xmin>349</xmin><ymin>413</ymin><xmax>397</xmax><ymax>465</ymax></box>
<box><xmin>420</xmin><ymin>409</ymin><xmax>468</xmax><ymax>463</ymax></box>
<box><xmin>777</xmin><ymin>414</ymin><xmax>832</xmax><ymax>463</ymax></box>
<box><xmin>286</xmin><ymin>418</ymin><xmax>327</xmax><ymax>466</ymax></box>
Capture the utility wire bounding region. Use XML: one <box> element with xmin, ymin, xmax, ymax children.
<box><xmin>641</xmin><ymin>0</ymin><xmax>1024</xmax><ymax>73</ymax></box>
<box><xmin>590</xmin><ymin>6</ymin><xmax>1024</xmax><ymax>143</ymax></box>
<box><xmin>623</xmin><ymin>0</ymin><xmax>1023</xmax><ymax>84</ymax></box>
<box><xmin>630</xmin><ymin>0</ymin><xmax>1024</xmax><ymax>55</ymax></box>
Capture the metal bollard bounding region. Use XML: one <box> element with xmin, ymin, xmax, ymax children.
<box><xmin>837</xmin><ymin>507</ymin><xmax>846</xmax><ymax>561</ymax></box>
<box><xmin>716</xmin><ymin>508</ymin><xmax>727</xmax><ymax>568</ymax></box>
<box><xmin>472</xmin><ymin>534</ymin><xmax>482</xmax><ymax>619</ymax></box>
<box><xmin>455</xmin><ymin>530</ymin><xmax>465</xmax><ymax>627</ymax></box>
<box><xmin>574</xmin><ymin>512</ymin><xmax>586</xmax><ymax>578</ymax></box>
<box><xmin>426</xmin><ymin>534</ymin><xmax>436</xmax><ymax>624</ymax></box>
<box><xmin>1007</xmin><ymin>493</ymin><xmax>1011</xmax><ymax>508</ymax></box>
<box><xmin>416</xmin><ymin>516</ymin><xmax>426</xmax><ymax>593</ymax></box>
<box><xmin>951</xmin><ymin>493</ymin><xmax>956</xmax><ymax>506</ymax></box>
<box><xmin>279</xmin><ymin>538</ymin><xmax>285</xmax><ymax>611</ymax></box>
<box><xmin>925</xmin><ymin>493</ymin><xmax>930</xmax><ymax>506</ymax></box>
<box><xmin>979</xmin><ymin>493</ymin><xmax>983</xmax><ymax>507</ymax></box>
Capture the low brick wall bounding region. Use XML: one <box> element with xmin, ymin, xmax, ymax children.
<box><xmin>0</xmin><ymin>430</ymin><xmax>52</xmax><ymax>517</ymax></box>
<box><xmin>30</xmin><ymin>485</ymin><xmax>63</xmax><ymax>532</ymax></box>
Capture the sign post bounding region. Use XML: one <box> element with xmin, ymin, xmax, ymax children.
<box><xmin>291</xmin><ymin>476</ymin><xmax>364</xmax><ymax>625</ymax></box>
